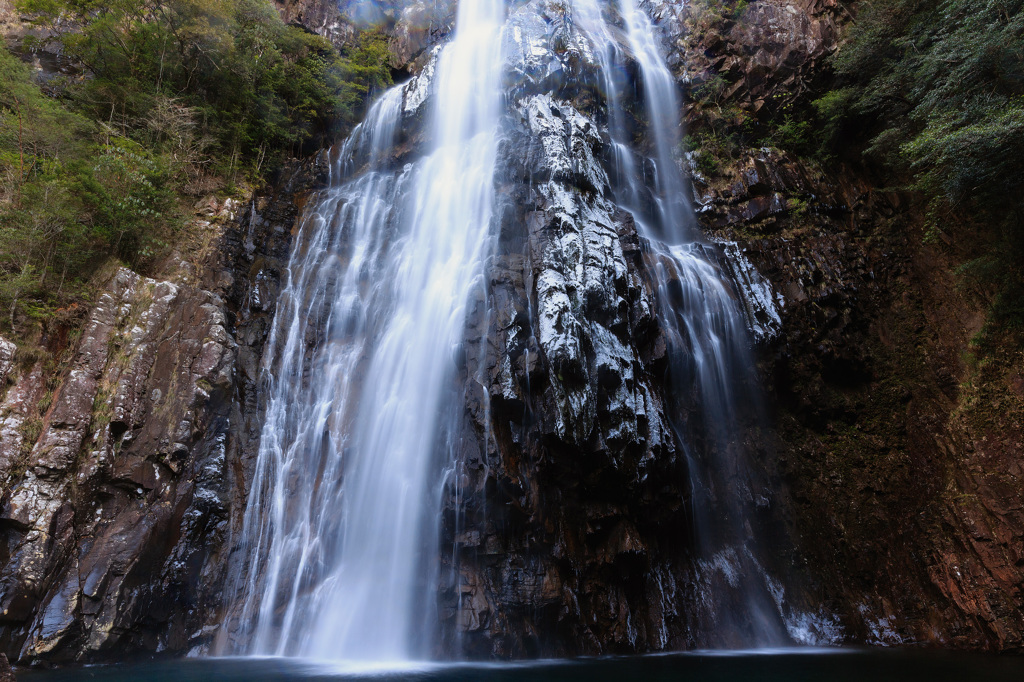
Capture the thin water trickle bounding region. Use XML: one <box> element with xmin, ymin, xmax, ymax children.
<box><xmin>568</xmin><ymin>0</ymin><xmax>787</xmax><ymax>645</ymax></box>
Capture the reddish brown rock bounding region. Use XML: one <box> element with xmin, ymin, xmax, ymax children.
<box><xmin>670</xmin><ymin>0</ymin><xmax>841</xmax><ymax>118</ymax></box>
<box><xmin>685</xmin><ymin>41</ymin><xmax>1024</xmax><ymax>656</ymax></box>
<box><xmin>0</xmin><ymin>267</ymin><xmax>238</xmax><ymax>662</ymax></box>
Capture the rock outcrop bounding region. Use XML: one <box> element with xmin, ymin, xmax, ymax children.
<box><xmin>726</xmin><ymin>148</ymin><xmax>1024</xmax><ymax>650</ymax></box>
<box><xmin>272</xmin><ymin>0</ymin><xmax>455</xmax><ymax>72</ymax></box>
<box><xmin>442</xmin><ymin>90</ymin><xmax>691</xmax><ymax>656</ymax></box>
<box><xmin>430</xmin><ymin>0</ymin><xmax>790</xmax><ymax>657</ymax></box>
<box><xmin>273</xmin><ymin>0</ymin><xmax>355</xmax><ymax>48</ymax></box>
<box><xmin>670</xmin><ymin>0</ymin><xmax>842</xmax><ymax>115</ymax></box>
<box><xmin>0</xmin><ymin>114</ymin><xmax>369</xmax><ymax>666</ymax></box>
<box><xmin>0</xmin><ymin>266</ymin><xmax>236</xmax><ymax>661</ymax></box>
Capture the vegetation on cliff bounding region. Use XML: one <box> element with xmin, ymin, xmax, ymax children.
<box><xmin>683</xmin><ymin>0</ymin><xmax>1022</xmax><ymax>335</ymax></box>
<box><xmin>0</xmin><ymin>0</ymin><xmax>390</xmax><ymax>336</ymax></box>
<box><xmin>816</xmin><ymin>0</ymin><xmax>1024</xmax><ymax>333</ymax></box>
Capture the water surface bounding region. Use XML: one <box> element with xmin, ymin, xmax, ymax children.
<box><xmin>20</xmin><ymin>649</ymin><xmax>1023</xmax><ymax>681</ymax></box>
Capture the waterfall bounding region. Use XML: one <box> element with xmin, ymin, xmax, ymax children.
<box><xmin>569</xmin><ymin>0</ymin><xmax>787</xmax><ymax>644</ymax></box>
<box><xmin>226</xmin><ymin>0</ymin><xmax>506</xmax><ymax>660</ymax></box>
<box><xmin>225</xmin><ymin>0</ymin><xmax>786</xmax><ymax>659</ymax></box>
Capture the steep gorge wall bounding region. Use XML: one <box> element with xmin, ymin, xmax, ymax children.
<box><xmin>0</xmin><ymin>153</ymin><xmax>332</xmax><ymax>662</ymax></box>
<box><xmin>0</xmin><ymin>238</ymin><xmax>239</xmax><ymax>659</ymax></box>
<box><xmin>669</xmin><ymin>0</ymin><xmax>1024</xmax><ymax>651</ymax></box>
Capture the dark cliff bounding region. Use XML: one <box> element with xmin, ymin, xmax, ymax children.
<box><xmin>673</xmin><ymin>0</ymin><xmax>1024</xmax><ymax>651</ymax></box>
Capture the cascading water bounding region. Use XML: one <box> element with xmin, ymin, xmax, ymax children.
<box><xmin>569</xmin><ymin>0</ymin><xmax>787</xmax><ymax>644</ymax></box>
<box><xmin>226</xmin><ymin>0</ymin><xmax>787</xmax><ymax>660</ymax></box>
<box><xmin>225</xmin><ymin>0</ymin><xmax>506</xmax><ymax>660</ymax></box>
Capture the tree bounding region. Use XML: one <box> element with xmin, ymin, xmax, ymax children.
<box><xmin>815</xmin><ymin>0</ymin><xmax>1024</xmax><ymax>329</ymax></box>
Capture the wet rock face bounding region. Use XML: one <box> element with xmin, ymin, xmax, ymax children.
<box><xmin>0</xmin><ymin>268</ymin><xmax>236</xmax><ymax>661</ymax></box>
<box><xmin>430</xmin><ymin>0</ymin><xmax>706</xmax><ymax>657</ymax></box>
<box><xmin>516</xmin><ymin>94</ymin><xmax>664</xmax><ymax>450</ymax></box>
<box><xmin>210</xmin><ymin>157</ymin><xmax>326</xmax><ymax>656</ymax></box>
<box><xmin>0</xmin><ymin>164</ymin><xmax>315</xmax><ymax>664</ymax></box>
<box><xmin>0</xmin><ymin>337</ymin><xmax>38</xmax><ymax>485</ymax></box>
<box><xmin>0</xmin><ymin>339</ymin><xmax>15</xmax><ymax>386</ymax></box>
<box><xmin>443</xmin><ymin>108</ymin><xmax>691</xmax><ymax>657</ymax></box>
<box><xmin>385</xmin><ymin>0</ymin><xmax>456</xmax><ymax>70</ymax></box>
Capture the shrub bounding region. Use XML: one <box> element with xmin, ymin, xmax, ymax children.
<box><xmin>1</xmin><ymin>0</ymin><xmax>392</xmax><ymax>334</ymax></box>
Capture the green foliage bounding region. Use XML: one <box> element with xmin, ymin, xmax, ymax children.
<box><xmin>816</xmin><ymin>0</ymin><xmax>1024</xmax><ymax>331</ymax></box>
<box><xmin>0</xmin><ymin>48</ymin><xmax>121</xmax><ymax>325</ymax></box>
<box><xmin>692</xmin><ymin>0</ymin><xmax>751</xmax><ymax>22</ymax></box>
<box><xmin>17</xmin><ymin>0</ymin><xmax>392</xmax><ymax>175</ymax></box>
<box><xmin>684</xmin><ymin>130</ymin><xmax>736</xmax><ymax>176</ymax></box>
<box><xmin>766</xmin><ymin>115</ymin><xmax>813</xmax><ymax>154</ymax></box>
<box><xmin>87</xmin><ymin>142</ymin><xmax>177</xmax><ymax>262</ymax></box>
<box><xmin>1</xmin><ymin>0</ymin><xmax>390</xmax><ymax>336</ymax></box>
<box><xmin>811</xmin><ymin>88</ymin><xmax>857</xmax><ymax>152</ymax></box>
<box><xmin>903</xmin><ymin>101</ymin><xmax>1024</xmax><ymax>216</ymax></box>
<box><xmin>731</xmin><ymin>0</ymin><xmax>750</xmax><ymax>18</ymax></box>
<box><xmin>691</xmin><ymin>74</ymin><xmax>729</xmax><ymax>106</ymax></box>
<box><xmin>787</xmin><ymin>196</ymin><xmax>810</xmax><ymax>218</ymax></box>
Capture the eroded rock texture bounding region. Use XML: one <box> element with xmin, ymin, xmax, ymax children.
<box><xmin>716</xmin><ymin>148</ymin><xmax>1024</xmax><ymax>650</ymax></box>
<box><xmin>666</xmin><ymin>0</ymin><xmax>841</xmax><ymax>114</ymax></box>
<box><xmin>441</xmin><ymin>91</ymin><xmax>691</xmax><ymax>657</ymax></box>
<box><xmin>273</xmin><ymin>0</ymin><xmax>355</xmax><ymax>48</ymax></box>
<box><xmin>428</xmin><ymin>0</ymin><xmax>786</xmax><ymax>657</ymax></box>
<box><xmin>0</xmin><ymin>268</ymin><xmax>236</xmax><ymax>661</ymax></box>
<box><xmin>677</xmin><ymin>0</ymin><xmax>1024</xmax><ymax>651</ymax></box>
<box><xmin>0</xmin><ymin>164</ymin><xmax>326</xmax><ymax>664</ymax></box>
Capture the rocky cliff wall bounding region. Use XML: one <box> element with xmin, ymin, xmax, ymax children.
<box><xmin>0</xmin><ymin>262</ymin><xmax>237</xmax><ymax>661</ymax></box>
<box><xmin>672</xmin><ymin>0</ymin><xmax>1024</xmax><ymax>652</ymax></box>
<box><xmin>0</xmin><ymin>152</ymin><xmax>335</xmax><ymax>664</ymax></box>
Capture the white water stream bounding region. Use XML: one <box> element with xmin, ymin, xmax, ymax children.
<box><xmin>228</xmin><ymin>0</ymin><xmax>505</xmax><ymax>660</ymax></box>
<box><xmin>572</xmin><ymin>0</ymin><xmax>787</xmax><ymax>644</ymax></box>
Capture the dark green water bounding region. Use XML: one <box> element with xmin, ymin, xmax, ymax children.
<box><xmin>17</xmin><ymin>649</ymin><xmax>1024</xmax><ymax>681</ymax></box>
